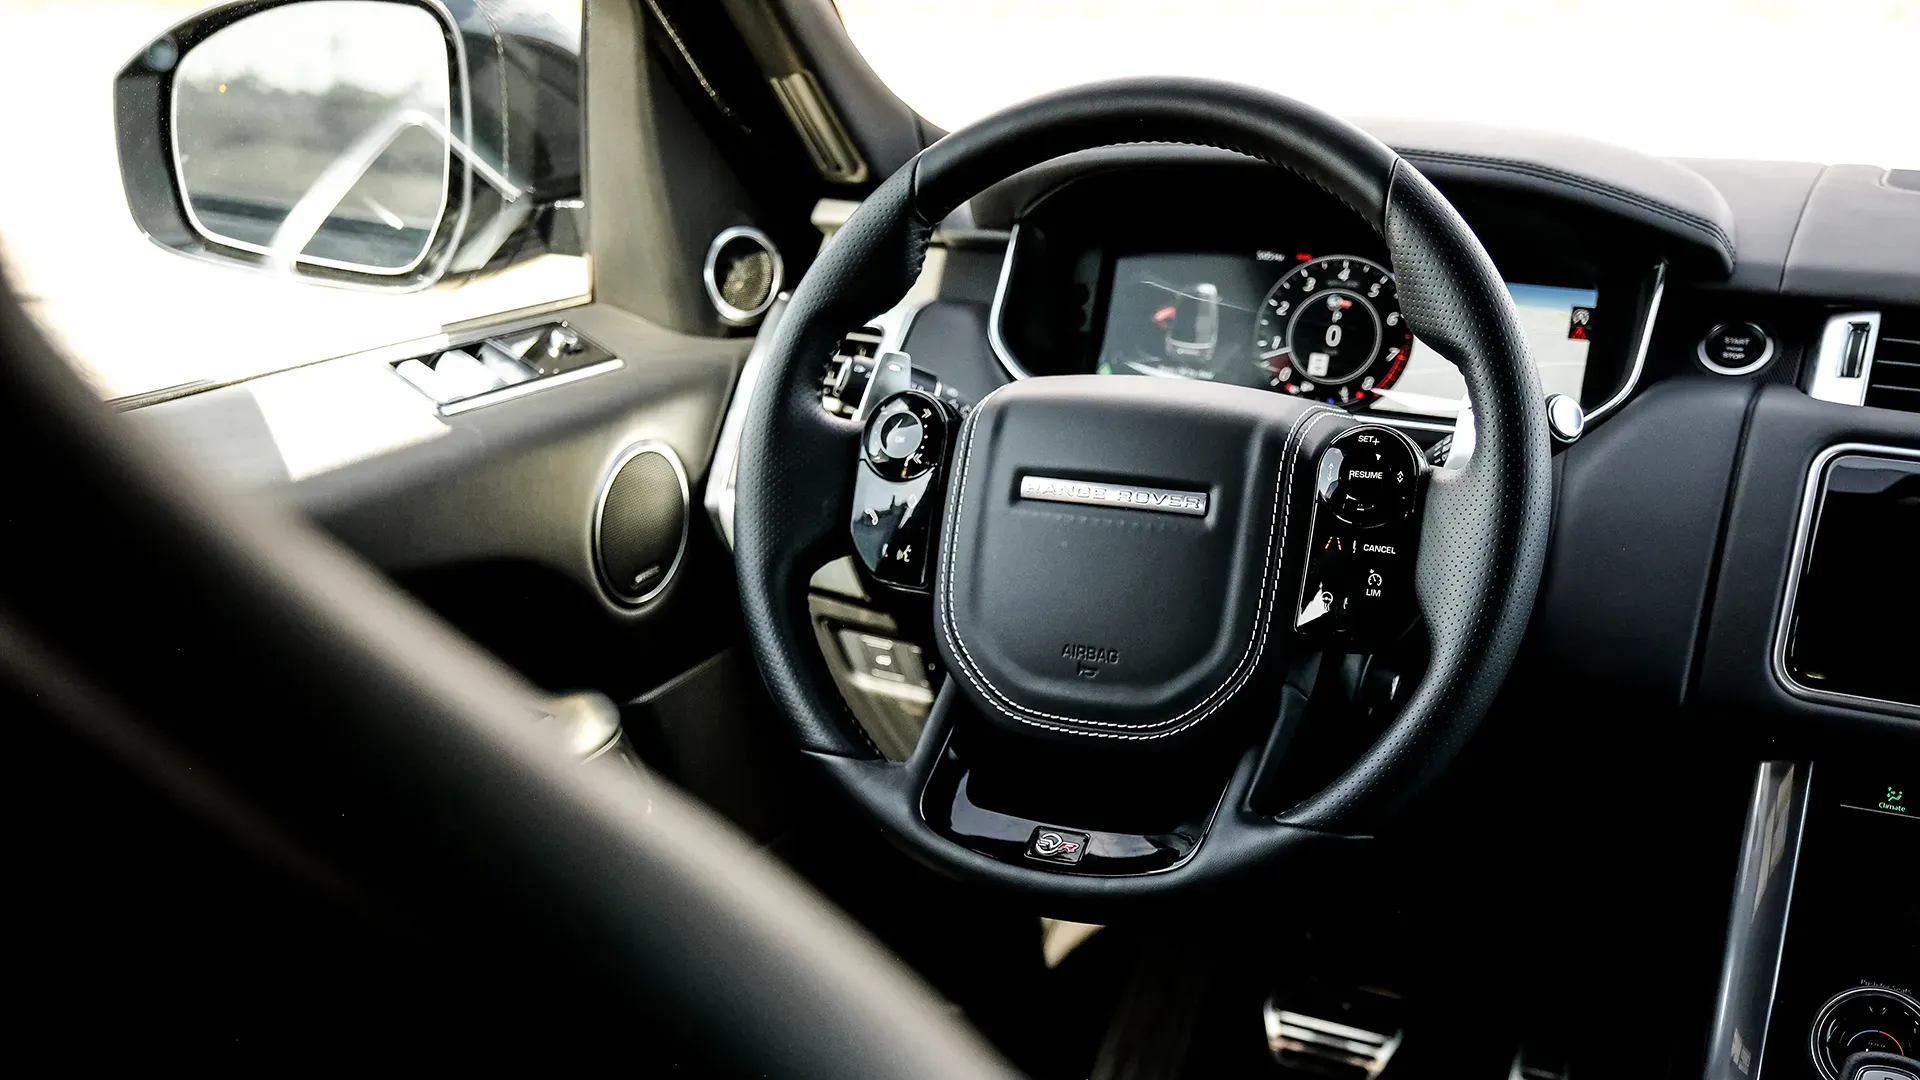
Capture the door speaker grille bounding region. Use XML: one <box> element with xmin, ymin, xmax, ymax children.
<box><xmin>594</xmin><ymin>443</ymin><xmax>689</xmax><ymax>605</ymax></box>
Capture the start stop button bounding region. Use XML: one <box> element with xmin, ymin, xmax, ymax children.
<box><xmin>1698</xmin><ymin>321</ymin><xmax>1774</xmax><ymax>375</ymax></box>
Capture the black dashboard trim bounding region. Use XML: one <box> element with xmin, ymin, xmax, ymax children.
<box><xmin>1529</xmin><ymin>376</ymin><xmax>1754</xmax><ymax>704</ymax></box>
<box><xmin>1397</xmin><ymin>148</ymin><xmax>1735</xmax><ymax>267</ymax></box>
<box><xmin>969</xmin><ymin>137</ymin><xmax>1737</xmax><ymax>276</ymax></box>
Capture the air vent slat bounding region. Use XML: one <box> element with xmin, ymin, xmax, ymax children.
<box><xmin>1864</xmin><ymin>329</ymin><xmax>1920</xmax><ymax>411</ymax></box>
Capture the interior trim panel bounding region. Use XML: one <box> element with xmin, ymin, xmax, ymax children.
<box><xmin>1698</xmin><ymin>384</ymin><xmax>1920</xmax><ymax>735</ymax></box>
<box><xmin>1772</xmin><ymin>443</ymin><xmax>1920</xmax><ymax>719</ymax></box>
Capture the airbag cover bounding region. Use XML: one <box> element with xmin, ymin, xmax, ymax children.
<box><xmin>934</xmin><ymin>376</ymin><xmax>1341</xmax><ymax>742</ymax></box>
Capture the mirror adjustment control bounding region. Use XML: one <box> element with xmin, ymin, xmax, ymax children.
<box><xmin>1297</xmin><ymin>425</ymin><xmax>1426</xmax><ymax>648</ymax></box>
<box><xmin>851</xmin><ymin>388</ymin><xmax>954</xmax><ymax>591</ymax></box>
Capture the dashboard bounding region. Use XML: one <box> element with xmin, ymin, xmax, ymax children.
<box><xmin>1096</xmin><ymin>250</ymin><xmax>1596</xmax><ymax>417</ymax></box>
<box><xmin>845</xmin><ymin>142</ymin><xmax>1920</xmax><ymax>1078</ymax></box>
<box><xmin>987</xmin><ymin>166</ymin><xmax>1659</xmax><ymax>428</ymax></box>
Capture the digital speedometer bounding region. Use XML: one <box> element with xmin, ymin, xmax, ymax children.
<box><xmin>1253</xmin><ymin>255</ymin><xmax>1414</xmax><ymax>407</ymax></box>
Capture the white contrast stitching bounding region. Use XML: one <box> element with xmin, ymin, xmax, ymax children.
<box><xmin>938</xmin><ymin>403</ymin><xmax>1341</xmax><ymax>740</ymax></box>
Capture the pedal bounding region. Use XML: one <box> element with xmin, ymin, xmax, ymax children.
<box><xmin>1263</xmin><ymin>983</ymin><xmax>1404</xmax><ymax>1078</ymax></box>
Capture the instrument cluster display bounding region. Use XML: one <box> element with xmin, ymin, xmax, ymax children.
<box><xmin>1096</xmin><ymin>250</ymin><xmax>1597</xmax><ymax>418</ymax></box>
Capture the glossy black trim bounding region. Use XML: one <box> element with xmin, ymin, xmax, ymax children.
<box><xmin>1775</xmin><ymin>445</ymin><xmax>1920</xmax><ymax>717</ymax></box>
<box><xmin>1703</xmin><ymin>761</ymin><xmax>1812</xmax><ymax>1080</ymax></box>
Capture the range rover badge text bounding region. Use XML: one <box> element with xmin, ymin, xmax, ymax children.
<box><xmin>1018</xmin><ymin>475</ymin><xmax>1208</xmax><ymax>517</ymax></box>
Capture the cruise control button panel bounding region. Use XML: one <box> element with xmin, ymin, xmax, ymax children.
<box><xmin>1296</xmin><ymin>425</ymin><xmax>1426</xmax><ymax>648</ymax></box>
<box><xmin>851</xmin><ymin>388</ymin><xmax>953</xmax><ymax>590</ymax></box>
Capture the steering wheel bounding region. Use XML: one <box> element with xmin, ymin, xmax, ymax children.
<box><xmin>736</xmin><ymin>77</ymin><xmax>1553</xmax><ymax>904</ymax></box>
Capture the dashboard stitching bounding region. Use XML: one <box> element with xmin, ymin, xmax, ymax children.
<box><xmin>938</xmin><ymin>401</ymin><xmax>1338</xmax><ymax>739</ymax></box>
<box><xmin>1398</xmin><ymin>148</ymin><xmax>1734</xmax><ymax>255</ymax></box>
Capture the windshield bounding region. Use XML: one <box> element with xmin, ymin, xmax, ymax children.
<box><xmin>836</xmin><ymin>0</ymin><xmax>1920</xmax><ymax>168</ymax></box>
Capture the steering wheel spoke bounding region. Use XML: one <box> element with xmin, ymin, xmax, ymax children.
<box><xmin>735</xmin><ymin>77</ymin><xmax>1553</xmax><ymax>902</ymax></box>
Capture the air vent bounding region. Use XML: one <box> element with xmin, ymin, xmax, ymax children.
<box><xmin>1865</xmin><ymin>311</ymin><xmax>1920</xmax><ymax>411</ymax></box>
<box><xmin>703</xmin><ymin>226</ymin><xmax>782</xmax><ymax>326</ymax></box>
<box><xmin>821</xmin><ymin>326</ymin><xmax>884</xmax><ymax>417</ymax></box>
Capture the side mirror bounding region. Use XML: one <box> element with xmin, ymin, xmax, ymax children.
<box><xmin>114</xmin><ymin>0</ymin><xmax>582</xmax><ymax>291</ymax></box>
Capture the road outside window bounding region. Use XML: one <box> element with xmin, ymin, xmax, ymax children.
<box><xmin>0</xmin><ymin>0</ymin><xmax>589</xmax><ymax>401</ymax></box>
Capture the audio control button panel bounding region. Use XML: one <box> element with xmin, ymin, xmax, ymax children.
<box><xmin>1294</xmin><ymin>425</ymin><xmax>1426</xmax><ymax>649</ymax></box>
<box><xmin>851</xmin><ymin>380</ymin><xmax>955</xmax><ymax>592</ymax></box>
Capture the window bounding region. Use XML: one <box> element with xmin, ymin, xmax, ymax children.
<box><xmin>0</xmin><ymin>0</ymin><xmax>588</xmax><ymax>402</ymax></box>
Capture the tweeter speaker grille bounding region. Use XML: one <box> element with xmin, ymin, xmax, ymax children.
<box><xmin>704</xmin><ymin>225</ymin><xmax>782</xmax><ymax>326</ymax></box>
<box><xmin>594</xmin><ymin>442</ymin><xmax>689</xmax><ymax>605</ymax></box>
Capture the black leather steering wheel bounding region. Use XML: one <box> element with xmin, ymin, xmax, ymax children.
<box><xmin>736</xmin><ymin>78</ymin><xmax>1553</xmax><ymax>904</ymax></box>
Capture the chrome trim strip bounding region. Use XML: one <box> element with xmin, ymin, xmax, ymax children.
<box><xmin>703</xmin><ymin>225</ymin><xmax>783</xmax><ymax>326</ymax></box>
<box><xmin>109</xmin><ymin>379</ymin><xmax>222</xmax><ymax>412</ymax></box>
<box><xmin>592</xmin><ymin>440</ymin><xmax>690</xmax><ymax>607</ymax></box>
<box><xmin>986</xmin><ymin>224</ymin><xmax>1033</xmax><ymax>379</ymax></box>
<box><xmin>1698</xmin><ymin>322</ymin><xmax>1776</xmax><ymax>377</ymax></box>
<box><xmin>1704</xmin><ymin>761</ymin><xmax>1811</xmax><ymax>1080</ymax></box>
<box><xmin>1263</xmin><ymin>1000</ymin><xmax>1402</xmax><ymax>1078</ymax></box>
<box><xmin>1772</xmin><ymin>442</ymin><xmax>1920</xmax><ymax>717</ymax></box>
<box><xmin>703</xmin><ymin>295</ymin><xmax>787</xmax><ymax>548</ymax></box>
<box><xmin>1443</xmin><ymin>394</ymin><xmax>1477</xmax><ymax>469</ymax></box>
<box><xmin>1018</xmin><ymin>475</ymin><xmax>1209</xmax><ymax>517</ymax></box>
<box><xmin>435</xmin><ymin>357</ymin><xmax>624</xmax><ymax>416</ymax></box>
<box><xmin>1808</xmin><ymin>311</ymin><xmax>1883</xmax><ymax>406</ymax></box>
<box><xmin>1585</xmin><ymin>259</ymin><xmax>1666</xmax><ymax>422</ymax></box>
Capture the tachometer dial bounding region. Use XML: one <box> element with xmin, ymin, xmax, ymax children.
<box><xmin>1254</xmin><ymin>256</ymin><xmax>1414</xmax><ymax>407</ymax></box>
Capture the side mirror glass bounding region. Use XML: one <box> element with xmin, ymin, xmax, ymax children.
<box><xmin>170</xmin><ymin>1</ymin><xmax>452</xmax><ymax>277</ymax></box>
<box><xmin>115</xmin><ymin>0</ymin><xmax>585</xmax><ymax>293</ymax></box>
